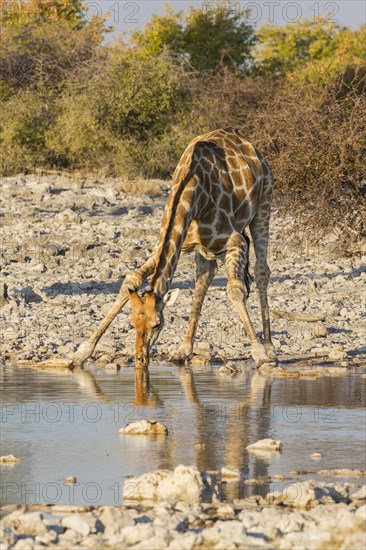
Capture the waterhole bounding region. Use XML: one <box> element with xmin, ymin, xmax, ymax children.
<box><xmin>1</xmin><ymin>364</ymin><xmax>365</xmax><ymax>505</ymax></box>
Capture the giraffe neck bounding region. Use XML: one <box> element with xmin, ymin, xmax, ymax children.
<box><xmin>150</xmin><ymin>174</ymin><xmax>197</xmax><ymax>297</ymax></box>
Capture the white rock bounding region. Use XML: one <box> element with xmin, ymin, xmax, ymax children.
<box><xmin>341</xmin><ymin>531</ymin><xmax>366</xmax><ymax>550</ymax></box>
<box><xmin>35</xmin><ymin>529</ymin><xmax>58</xmax><ymax>545</ymax></box>
<box><xmin>0</xmin><ymin>455</ymin><xmax>21</xmax><ymax>463</ymax></box>
<box><xmin>216</xmin><ymin>503</ymin><xmax>235</xmax><ymax>518</ymax></box>
<box><xmin>121</xmin><ymin>524</ymin><xmax>155</xmax><ymax>545</ymax></box>
<box><xmin>55</xmin><ymin>209</ymin><xmax>81</xmax><ymax>223</ymax></box>
<box><xmin>1</xmin><ymin>512</ymin><xmax>46</xmax><ymax>536</ymax></box>
<box><xmin>278</xmin><ymin>530</ymin><xmax>331</xmax><ymax>549</ymax></box>
<box><xmin>123</xmin><ymin>465</ymin><xmax>204</xmax><ymax>504</ymax></box>
<box><xmin>317</xmin><ymin>468</ymin><xmax>365</xmax><ymax>478</ymax></box>
<box><xmin>99</xmin><ymin>507</ymin><xmax>134</xmax><ymax>538</ymax></box>
<box><xmin>246</xmin><ymin>439</ymin><xmax>283</xmax><ymax>452</ymax></box>
<box><xmin>351</xmin><ymin>485</ymin><xmax>366</xmax><ymax>501</ymax></box>
<box><xmin>355</xmin><ymin>504</ymin><xmax>366</xmax><ymax>520</ymax></box>
<box><xmin>61</xmin><ymin>514</ymin><xmax>90</xmax><ymax>537</ymax></box>
<box><xmin>267</xmin><ymin>480</ymin><xmax>349</xmax><ymax>508</ymax></box>
<box><xmin>221</xmin><ymin>467</ymin><xmax>241</xmax><ymax>479</ymax></box>
<box><xmin>130</xmin><ymin>533</ymin><xmax>170</xmax><ymax>550</ymax></box>
<box><xmin>119</xmin><ymin>419</ymin><xmax>168</xmax><ymax>435</ymax></box>
<box><xmin>310</xmin><ymin>452</ymin><xmax>322</xmax><ymax>460</ymax></box>
<box><xmin>63</xmin><ymin>476</ymin><xmax>77</xmax><ymax>484</ymax></box>
<box><xmin>13</xmin><ymin>538</ymin><xmax>35</xmax><ymax>550</ymax></box>
<box><xmin>168</xmin><ymin>532</ymin><xmax>201</xmax><ymax>550</ymax></box>
<box><xmin>157</xmin><ymin>465</ymin><xmax>204</xmax><ymax>504</ymax></box>
<box><xmin>329</xmin><ymin>349</ymin><xmax>347</xmax><ymax>361</ymax></box>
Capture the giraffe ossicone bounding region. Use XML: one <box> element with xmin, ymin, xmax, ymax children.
<box><xmin>72</xmin><ymin>128</ymin><xmax>277</xmax><ymax>370</ymax></box>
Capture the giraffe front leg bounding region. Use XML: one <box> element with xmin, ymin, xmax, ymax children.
<box><xmin>72</xmin><ymin>249</ymin><xmax>158</xmax><ymax>367</ymax></box>
<box><xmin>171</xmin><ymin>253</ymin><xmax>217</xmax><ymax>363</ymax></box>
<box><xmin>225</xmin><ymin>234</ymin><xmax>276</xmax><ymax>368</ymax></box>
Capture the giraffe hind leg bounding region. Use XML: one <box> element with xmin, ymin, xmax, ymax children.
<box><xmin>225</xmin><ymin>233</ymin><xmax>275</xmax><ymax>367</ymax></box>
<box><xmin>249</xmin><ymin>203</ymin><xmax>277</xmax><ymax>363</ymax></box>
<box><xmin>241</xmin><ymin>230</ymin><xmax>253</xmax><ymax>298</ymax></box>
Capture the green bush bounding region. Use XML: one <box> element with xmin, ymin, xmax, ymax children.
<box><xmin>0</xmin><ymin>91</ymin><xmax>56</xmax><ymax>172</ymax></box>
<box><xmin>1</xmin><ymin>4</ymin><xmax>365</xmax><ymax>248</ymax></box>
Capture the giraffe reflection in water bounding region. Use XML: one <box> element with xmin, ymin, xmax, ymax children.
<box><xmin>132</xmin><ymin>364</ymin><xmax>274</xmax><ymax>500</ymax></box>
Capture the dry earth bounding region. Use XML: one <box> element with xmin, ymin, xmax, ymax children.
<box><xmin>0</xmin><ymin>173</ymin><xmax>365</xmax><ymax>370</ymax></box>
<box><xmin>1</xmin><ymin>174</ymin><xmax>366</xmax><ymax>549</ymax></box>
<box><xmin>1</xmin><ymin>467</ymin><xmax>366</xmax><ymax>549</ymax></box>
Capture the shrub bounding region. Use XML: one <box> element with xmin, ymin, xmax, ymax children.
<box><xmin>251</xmin><ymin>76</ymin><xmax>366</xmax><ymax>251</ymax></box>
<box><xmin>0</xmin><ymin>90</ymin><xmax>55</xmax><ymax>172</ymax></box>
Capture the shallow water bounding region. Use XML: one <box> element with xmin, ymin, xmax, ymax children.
<box><xmin>1</xmin><ymin>364</ymin><xmax>365</xmax><ymax>506</ymax></box>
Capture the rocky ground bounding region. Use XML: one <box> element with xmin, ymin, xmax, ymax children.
<box><xmin>0</xmin><ymin>173</ymin><xmax>365</xmax><ymax>368</ymax></box>
<box><xmin>1</xmin><ymin>174</ymin><xmax>366</xmax><ymax>548</ymax></box>
<box><xmin>1</xmin><ymin>464</ymin><xmax>366</xmax><ymax>549</ymax></box>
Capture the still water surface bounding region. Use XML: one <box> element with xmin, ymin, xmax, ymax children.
<box><xmin>1</xmin><ymin>365</ymin><xmax>365</xmax><ymax>505</ymax></box>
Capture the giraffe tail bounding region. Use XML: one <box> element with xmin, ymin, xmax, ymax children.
<box><xmin>242</xmin><ymin>231</ymin><xmax>253</xmax><ymax>297</ymax></box>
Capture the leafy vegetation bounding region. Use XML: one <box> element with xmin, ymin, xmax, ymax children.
<box><xmin>131</xmin><ymin>4</ymin><xmax>256</xmax><ymax>71</ymax></box>
<box><xmin>0</xmin><ymin>2</ymin><xmax>365</xmax><ymax>248</ymax></box>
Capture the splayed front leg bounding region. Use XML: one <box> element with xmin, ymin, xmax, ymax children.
<box><xmin>251</xmin><ymin>341</ymin><xmax>276</xmax><ymax>368</ymax></box>
<box><xmin>72</xmin><ymin>249</ymin><xmax>158</xmax><ymax>367</ymax></box>
<box><xmin>72</xmin><ymin>340</ymin><xmax>98</xmax><ymax>368</ymax></box>
<box><xmin>72</xmin><ymin>289</ymin><xmax>130</xmax><ymax>367</ymax></box>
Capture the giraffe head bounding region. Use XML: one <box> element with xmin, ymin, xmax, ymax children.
<box><xmin>129</xmin><ymin>288</ymin><xmax>180</xmax><ymax>369</ymax></box>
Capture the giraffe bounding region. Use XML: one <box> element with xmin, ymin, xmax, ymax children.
<box><xmin>72</xmin><ymin>127</ymin><xmax>277</xmax><ymax>370</ymax></box>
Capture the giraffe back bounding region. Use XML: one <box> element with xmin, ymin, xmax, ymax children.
<box><xmin>171</xmin><ymin>127</ymin><xmax>273</xmax><ymax>255</ymax></box>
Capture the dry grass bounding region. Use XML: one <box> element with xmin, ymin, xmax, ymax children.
<box><xmin>115</xmin><ymin>179</ymin><xmax>169</xmax><ymax>197</ymax></box>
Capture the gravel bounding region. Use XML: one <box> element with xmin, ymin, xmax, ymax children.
<box><xmin>1</xmin><ymin>473</ymin><xmax>365</xmax><ymax>549</ymax></box>
<box><xmin>0</xmin><ymin>174</ymin><xmax>365</xmax><ymax>370</ymax></box>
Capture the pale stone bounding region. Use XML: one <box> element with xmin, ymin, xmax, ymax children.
<box><xmin>63</xmin><ymin>476</ymin><xmax>77</xmax><ymax>484</ymax></box>
<box><xmin>267</xmin><ymin>480</ymin><xmax>349</xmax><ymax>508</ymax></box>
<box><xmin>61</xmin><ymin>514</ymin><xmax>90</xmax><ymax>537</ymax></box>
<box><xmin>13</xmin><ymin>538</ymin><xmax>35</xmax><ymax>550</ymax></box>
<box><xmin>119</xmin><ymin>419</ymin><xmax>168</xmax><ymax>435</ymax></box>
<box><xmin>0</xmin><ymin>455</ymin><xmax>21</xmax><ymax>463</ymax></box>
<box><xmin>99</xmin><ymin>507</ymin><xmax>134</xmax><ymax>538</ymax></box>
<box><xmin>157</xmin><ymin>465</ymin><xmax>204</xmax><ymax>504</ymax></box>
<box><xmin>55</xmin><ymin>209</ymin><xmax>81</xmax><ymax>223</ymax></box>
<box><xmin>2</xmin><ymin>512</ymin><xmax>46</xmax><ymax>536</ymax></box>
<box><xmin>35</xmin><ymin>529</ymin><xmax>58</xmax><ymax>545</ymax></box>
<box><xmin>310</xmin><ymin>452</ymin><xmax>322</xmax><ymax>460</ymax></box>
<box><xmin>216</xmin><ymin>503</ymin><xmax>235</xmax><ymax>518</ymax></box>
<box><xmin>341</xmin><ymin>531</ymin><xmax>366</xmax><ymax>550</ymax></box>
<box><xmin>221</xmin><ymin>467</ymin><xmax>241</xmax><ymax>479</ymax></box>
<box><xmin>355</xmin><ymin>504</ymin><xmax>366</xmax><ymax>520</ymax></box>
<box><xmin>168</xmin><ymin>532</ymin><xmax>201</xmax><ymax>550</ymax></box>
<box><xmin>246</xmin><ymin>439</ymin><xmax>283</xmax><ymax>452</ymax></box>
<box><xmin>329</xmin><ymin>349</ymin><xmax>347</xmax><ymax>361</ymax></box>
<box><xmin>123</xmin><ymin>465</ymin><xmax>204</xmax><ymax>504</ymax></box>
<box><xmin>121</xmin><ymin>524</ymin><xmax>155</xmax><ymax>545</ymax></box>
<box><xmin>317</xmin><ymin>469</ymin><xmax>365</xmax><ymax>478</ymax></box>
<box><xmin>351</xmin><ymin>486</ymin><xmax>366</xmax><ymax>501</ymax></box>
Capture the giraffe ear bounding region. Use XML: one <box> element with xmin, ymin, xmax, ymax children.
<box><xmin>129</xmin><ymin>289</ymin><xmax>142</xmax><ymax>307</ymax></box>
<box><xmin>163</xmin><ymin>288</ymin><xmax>180</xmax><ymax>307</ymax></box>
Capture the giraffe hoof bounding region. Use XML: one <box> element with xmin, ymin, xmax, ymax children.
<box><xmin>72</xmin><ymin>341</ymin><xmax>95</xmax><ymax>367</ymax></box>
<box><xmin>169</xmin><ymin>346</ymin><xmax>192</xmax><ymax>365</ymax></box>
<box><xmin>258</xmin><ymin>361</ymin><xmax>278</xmax><ymax>372</ymax></box>
<box><xmin>265</xmin><ymin>345</ymin><xmax>278</xmax><ymax>362</ymax></box>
